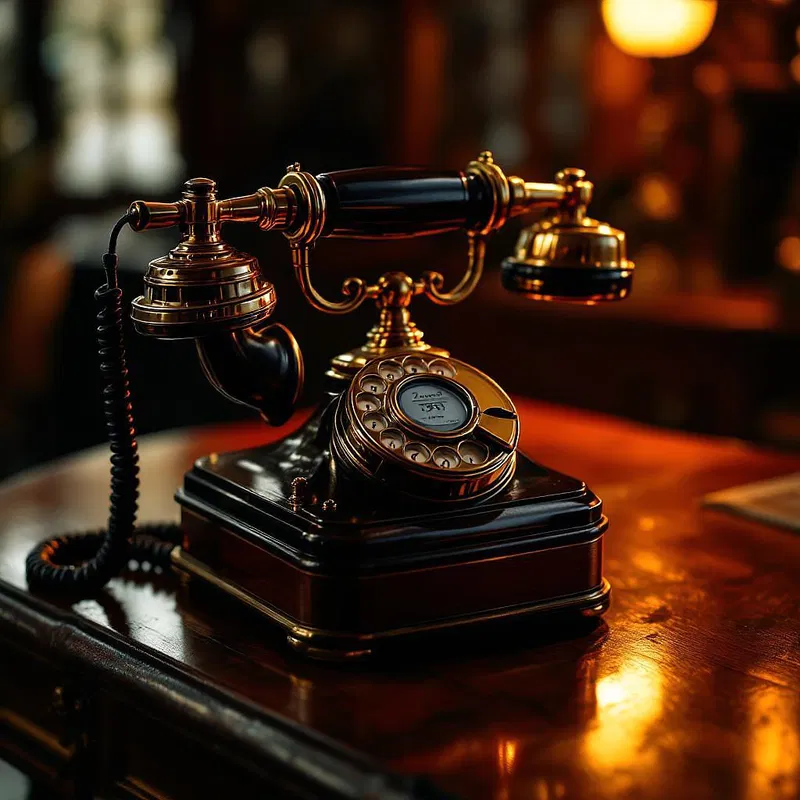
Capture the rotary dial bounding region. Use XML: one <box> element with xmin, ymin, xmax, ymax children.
<box><xmin>333</xmin><ymin>353</ymin><xmax>519</xmax><ymax>501</ymax></box>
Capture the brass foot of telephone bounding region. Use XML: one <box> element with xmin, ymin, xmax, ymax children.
<box><xmin>26</xmin><ymin>152</ymin><xmax>633</xmax><ymax>660</ymax></box>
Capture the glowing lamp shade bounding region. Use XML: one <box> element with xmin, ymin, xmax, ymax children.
<box><xmin>601</xmin><ymin>0</ymin><xmax>717</xmax><ymax>58</ymax></box>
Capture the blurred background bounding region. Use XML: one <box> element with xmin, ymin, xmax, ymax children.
<box><xmin>1</xmin><ymin>0</ymin><xmax>800</xmax><ymax>481</ymax></box>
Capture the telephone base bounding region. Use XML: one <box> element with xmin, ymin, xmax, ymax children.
<box><xmin>173</xmin><ymin>545</ymin><xmax>609</xmax><ymax>660</ymax></box>
<box><xmin>174</xmin><ymin>409</ymin><xmax>610</xmax><ymax>661</ymax></box>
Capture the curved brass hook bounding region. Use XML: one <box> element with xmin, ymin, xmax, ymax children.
<box><xmin>419</xmin><ymin>233</ymin><xmax>487</xmax><ymax>306</ymax></box>
<box><xmin>290</xmin><ymin>245</ymin><xmax>371</xmax><ymax>315</ymax></box>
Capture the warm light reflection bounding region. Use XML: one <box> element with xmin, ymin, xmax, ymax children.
<box><xmin>636</xmin><ymin>173</ymin><xmax>682</xmax><ymax>221</ymax></box>
<box><xmin>745</xmin><ymin>685</ymin><xmax>799</xmax><ymax>800</ymax></box>
<box><xmin>693</xmin><ymin>62</ymin><xmax>731</xmax><ymax>99</ymax></box>
<box><xmin>602</xmin><ymin>0</ymin><xmax>717</xmax><ymax>58</ymax></box>
<box><xmin>497</xmin><ymin>738</ymin><xmax>517</xmax><ymax>775</ymax></box>
<box><xmin>633</xmin><ymin>242</ymin><xmax>681</xmax><ymax>294</ymax></box>
<box><xmin>428</xmin><ymin>737</ymin><xmax>493</xmax><ymax>771</ymax></box>
<box><xmin>777</xmin><ymin>236</ymin><xmax>800</xmax><ymax>273</ymax></box>
<box><xmin>584</xmin><ymin>658</ymin><xmax>664</xmax><ymax>774</ymax></box>
<box><xmin>288</xmin><ymin>675</ymin><xmax>314</xmax><ymax>726</ymax></box>
<box><xmin>639</xmin><ymin>100</ymin><xmax>673</xmax><ymax>141</ymax></box>
<box><xmin>494</xmin><ymin>737</ymin><xmax>520</xmax><ymax>800</ymax></box>
<box><xmin>790</xmin><ymin>54</ymin><xmax>800</xmax><ymax>85</ymax></box>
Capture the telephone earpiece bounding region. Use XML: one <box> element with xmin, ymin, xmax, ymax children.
<box><xmin>501</xmin><ymin>169</ymin><xmax>633</xmax><ymax>303</ymax></box>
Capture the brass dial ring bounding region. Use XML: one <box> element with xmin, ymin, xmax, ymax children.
<box><xmin>332</xmin><ymin>354</ymin><xmax>519</xmax><ymax>503</ymax></box>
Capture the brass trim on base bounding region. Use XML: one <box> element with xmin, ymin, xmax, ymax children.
<box><xmin>171</xmin><ymin>547</ymin><xmax>611</xmax><ymax>662</ymax></box>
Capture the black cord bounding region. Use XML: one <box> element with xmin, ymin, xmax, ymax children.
<box><xmin>26</xmin><ymin>214</ymin><xmax>181</xmax><ymax>594</ymax></box>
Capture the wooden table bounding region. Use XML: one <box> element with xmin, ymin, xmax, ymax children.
<box><xmin>1</xmin><ymin>401</ymin><xmax>799</xmax><ymax>800</ymax></box>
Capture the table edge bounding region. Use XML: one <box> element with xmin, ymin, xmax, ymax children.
<box><xmin>0</xmin><ymin>576</ymin><xmax>448</xmax><ymax>799</ymax></box>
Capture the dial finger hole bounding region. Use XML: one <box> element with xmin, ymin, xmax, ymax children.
<box><xmin>432</xmin><ymin>446</ymin><xmax>460</xmax><ymax>469</ymax></box>
<box><xmin>355</xmin><ymin>392</ymin><xmax>381</xmax><ymax>413</ymax></box>
<box><xmin>403</xmin><ymin>442</ymin><xmax>431</xmax><ymax>464</ymax></box>
<box><xmin>363</xmin><ymin>412</ymin><xmax>388</xmax><ymax>432</ymax></box>
<box><xmin>402</xmin><ymin>355</ymin><xmax>428</xmax><ymax>375</ymax></box>
<box><xmin>380</xmin><ymin>428</ymin><xmax>405</xmax><ymax>451</ymax></box>
<box><xmin>359</xmin><ymin>374</ymin><xmax>387</xmax><ymax>394</ymax></box>
<box><xmin>378</xmin><ymin>360</ymin><xmax>404</xmax><ymax>382</ymax></box>
<box><xmin>428</xmin><ymin>359</ymin><xmax>457</xmax><ymax>378</ymax></box>
<box><xmin>458</xmin><ymin>441</ymin><xmax>489</xmax><ymax>466</ymax></box>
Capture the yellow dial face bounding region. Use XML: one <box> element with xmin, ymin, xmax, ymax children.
<box><xmin>333</xmin><ymin>354</ymin><xmax>519</xmax><ymax>502</ymax></box>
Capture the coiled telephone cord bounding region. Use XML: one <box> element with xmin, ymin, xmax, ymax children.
<box><xmin>25</xmin><ymin>214</ymin><xmax>181</xmax><ymax>593</ymax></box>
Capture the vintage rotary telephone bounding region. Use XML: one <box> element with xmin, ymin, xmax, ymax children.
<box><xmin>26</xmin><ymin>152</ymin><xmax>633</xmax><ymax>659</ymax></box>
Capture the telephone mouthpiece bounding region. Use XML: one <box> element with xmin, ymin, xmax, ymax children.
<box><xmin>501</xmin><ymin>214</ymin><xmax>634</xmax><ymax>303</ymax></box>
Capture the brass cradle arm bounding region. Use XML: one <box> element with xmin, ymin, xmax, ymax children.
<box><xmin>289</xmin><ymin>245</ymin><xmax>372</xmax><ymax>315</ymax></box>
<box><xmin>419</xmin><ymin>233</ymin><xmax>488</xmax><ymax>307</ymax></box>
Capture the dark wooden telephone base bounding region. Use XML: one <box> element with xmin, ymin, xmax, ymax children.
<box><xmin>174</xmin><ymin>399</ymin><xmax>610</xmax><ymax>661</ymax></box>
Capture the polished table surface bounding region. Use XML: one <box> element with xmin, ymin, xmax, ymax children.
<box><xmin>1</xmin><ymin>400</ymin><xmax>800</xmax><ymax>799</ymax></box>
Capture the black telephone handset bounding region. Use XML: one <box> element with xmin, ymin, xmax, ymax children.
<box><xmin>26</xmin><ymin>153</ymin><xmax>634</xmax><ymax>659</ymax></box>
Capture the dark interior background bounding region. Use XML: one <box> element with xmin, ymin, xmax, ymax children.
<box><xmin>1</xmin><ymin>0</ymin><xmax>800</xmax><ymax>480</ymax></box>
